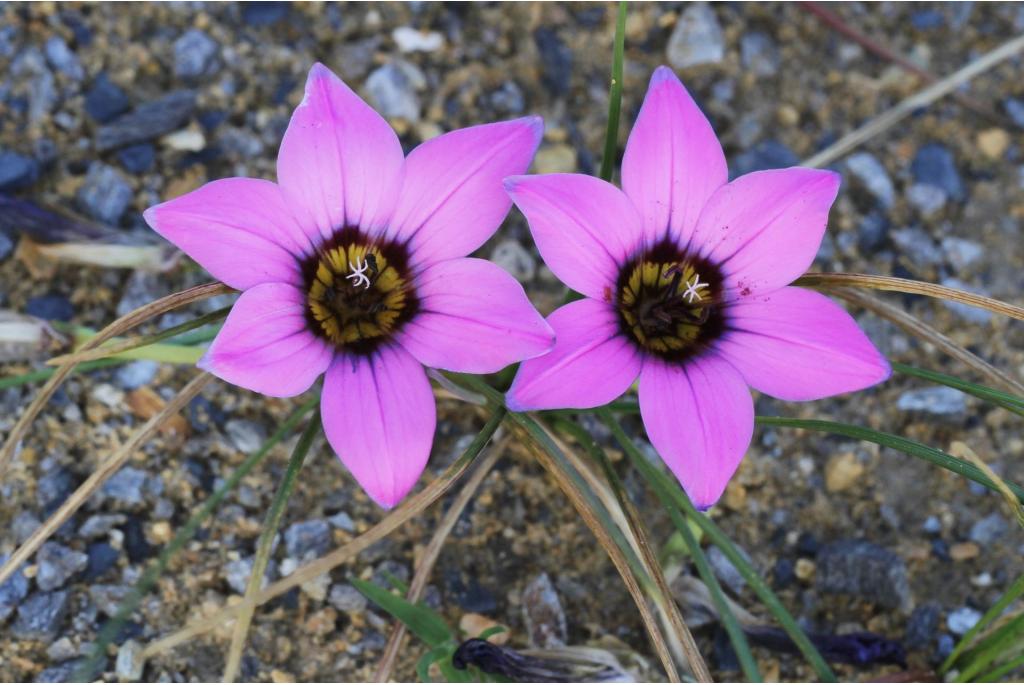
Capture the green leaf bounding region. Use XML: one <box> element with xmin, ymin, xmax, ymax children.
<box><xmin>351</xmin><ymin>578</ymin><xmax>453</xmax><ymax>648</ymax></box>
<box><xmin>599</xmin><ymin>407</ymin><xmax>838</xmax><ymax>682</ymax></box>
<box><xmin>892</xmin><ymin>362</ymin><xmax>1024</xmax><ymax>417</ymax></box>
<box><xmin>755</xmin><ymin>416</ymin><xmax>1024</xmax><ymax>504</ymax></box>
<box><xmin>943</xmin><ymin>574</ymin><xmax>1024</xmax><ymax>673</ymax></box>
<box><xmin>416</xmin><ymin>645</ymin><xmax>452</xmax><ymax>683</ymax></box>
<box><xmin>476</xmin><ymin>625</ymin><xmax>508</xmax><ymax>641</ymax></box>
<box><xmin>956</xmin><ymin>612</ymin><xmax>1024</xmax><ymax>682</ymax></box>
<box><xmin>977</xmin><ymin>652</ymin><xmax>1024</xmax><ymax>682</ymax></box>
<box><xmin>598</xmin><ymin>1</ymin><xmax>627</xmax><ymax>183</ymax></box>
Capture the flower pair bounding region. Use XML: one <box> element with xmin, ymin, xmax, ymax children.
<box><xmin>146</xmin><ymin>63</ymin><xmax>889</xmax><ymax>510</ymax></box>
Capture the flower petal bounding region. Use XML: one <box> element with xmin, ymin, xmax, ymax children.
<box><xmin>277</xmin><ymin>63</ymin><xmax>404</xmax><ymax>241</ymax></box>
<box><xmin>639</xmin><ymin>354</ymin><xmax>754</xmax><ymax>510</ymax></box>
<box><xmin>505</xmin><ymin>174</ymin><xmax>643</xmax><ymax>300</ymax></box>
<box><xmin>143</xmin><ymin>178</ymin><xmax>307</xmax><ymax>290</ymax></box>
<box><xmin>321</xmin><ymin>346</ymin><xmax>436</xmax><ymax>508</ymax></box>
<box><xmin>398</xmin><ymin>258</ymin><xmax>554</xmax><ymax>374</ymax></box>
<box><xmin>689</xmin><ymin>168</ymin><xmax>841</xmax><ymax>299</ymax></box>
<box><xmin>622</xmin><ymin>66</ymin><xmax>727</xmax><ymax>248</ymax></box>
<box><xmin>388</xmin><ymin>117</ymin><xmax>542</xmax><ymax>266</ymax></box>
<box><xmin>198</xmin><ymin>283</ymin><xmax>333</xmax><ymax>397</ymax></box>
<box><xmin>506</xmin><ymin>298</ymin><xmax>642</xmax><ymax>411</ymax></box>
<box><xmin>717</xmin><ymin>287</ymin><xmax>891</xmax><ymax>401</ymax></box>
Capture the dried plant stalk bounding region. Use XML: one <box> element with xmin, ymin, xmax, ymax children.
<box><xmin>801</xmin><ymin>32</ymin><xmax>1024</xmax><ymax>167</ymax></box>
<box><xmin>514</xmin><ymin>420</ymin><xmax>686</xmax><ymax>683</ymax></box>
<box><xmin>798</xmin><ymin>273</ymin><xmax>1024</xmax><ymax>322</ymax></box>
<box><xmin>836</xmin><ymin>288</ymin><xmax>1024</xmax><ymax>396</ymax></box>
<box><xmin>0</xmin><ymin>282</ymin><xmax>231</xmax><ymax>478</ymax></box>
<box><xmin>374</xmin><ymin>436</ymin><xmax>509</xmax><ymax>682</ymax></box>
<box><xmin>0</xmin><ymin>372</ymin><xmax>212</xmax><ymax>587</ymax></box>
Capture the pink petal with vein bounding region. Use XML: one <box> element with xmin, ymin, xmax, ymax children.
<box><xmin>321</xmin><ymin>346</ymin><xmax>436</xmax><ymax>508</ymax></box>
<box><xmin>399</xmin><ymin>258</ymin><xmax>554</xmax><ymax>374</ymax></box>
<box><xmin>277</xmin><ymin>63</ymin><xmax>404</xmax><ymax>242</ymax></box>
<box><xmin>717</xmin><ymin>287</ymin><xmax>890</xmax><ymax>401</ymax></box>
<box><xmin>505</xmin><ymin>174</ymin><xmax>644</xmax><ymax>300</ymax></box>
<box><xmin>689</xmin><ymin>168</ymin><xmax>841</xmax><ymax>299</ymax></box>
<box><xmin>639</xmin><ymin>354</ymin><xmax>754</xmax><ymax>510</ymax></box>
<box><xmin>506</xmin><ymin>298</ymin><xmax>642</xmax><ymax>411</ymax></box>
<box><xmin>622</xmin><ymin>65</ymin><xmax>728</xmax><ymax>248</ymax></box>
<box><xmin>143</xmin><ymin>178</ymin><xmax>306</xmax><ymax>290</ymax></box>
<box><xmin>389</xmin><ymin>117</ymin><xmax>542</xmax><ymax>267</ymax></box>
<box><xmin>198</xmin><ymin>283</ymin><xmax>333</xmax><ymax>397</ymax></box>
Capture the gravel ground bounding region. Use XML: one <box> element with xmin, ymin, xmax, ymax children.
<box><xmin>2</xmin><ymin>2</ymin><xmax>1024</xmax><ymax>682</ymax></box>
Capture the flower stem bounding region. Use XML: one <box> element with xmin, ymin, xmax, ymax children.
<box><xmin>74</xmin><ymin>396</ymin><xmax>319</xmax><ymax>681</ymax></box>
<box><xmin>598</xmin><ymin>407</ymin><xmax>838</xmax><ymax>682</ymax></box>
<box><xmin>224</xmin><ymin>411</ymin><xmax>322</xmax><ymax>682</ymax></box>
<box><xmin>599</xmin><ymin>1</ymin><xmax>628</xmax><ymax>183</ymax></box>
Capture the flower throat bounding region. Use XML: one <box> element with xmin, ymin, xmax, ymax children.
<box><xmin>302</xmin><ymin>227</ymin><xmax>418</xmax><ymax>355</ymax></box>
<box><xmin>616</xmin><ymin>239</ymin><xmax>726</xmax><ymax>362</ymax></box>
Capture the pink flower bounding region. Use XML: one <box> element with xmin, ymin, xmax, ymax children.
<box><xmin>144</xmin><ymin>63</ymin><xmax>554</xmax><ymax>507</ymax></box>
<box><xmin>505</xmin><ymin>66</ymin><xmax>890</xmax><ymax>509</ymax></box>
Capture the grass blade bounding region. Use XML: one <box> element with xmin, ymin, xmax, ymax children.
<box><xmin>224</xmin><ymin>411</ymin><xmax>322</xmax><ymax>681</ymax></box>
<box><xmin>599</xmin><ymin>408</ymin><xmax>838</xmax><ymax>682</ymax></box>
<box><xmin>892</xmin><ymin>362</ymin><xmax>1024</xmax><ymax>417</ymax></box>
<box><xmin>941</xmin><ymin>574</ymin><xmax>1024</xmax><ymax>673</ymax></box>
<box><xmin>553</xmin><ymin>417</ymin><xmax>728</xmax><ymax>681</ymax></box>
<box><xmin>955</xmin><ymin>613</ymin><xmax>1024</xmax><ymax>682</ymax></box>
<box><xmin>598</xmin><ymin>1</ymin><xmax>627</xmax><ymax>183</ymax></box>
<box><xmin>755</xmin><ymin>417</ymin><xmax>1024</xmax><ymax>504</ymax></box>
<box><xmin>352</xmin><ymin>578</ymin><xmax>454</xmax><ymax>648</ymax></box>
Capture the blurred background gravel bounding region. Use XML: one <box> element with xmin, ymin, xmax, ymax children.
<box><xmin>1</xmin><ymin>2</ymin><xmax>1023</xmax><ymax>681</ymax></box>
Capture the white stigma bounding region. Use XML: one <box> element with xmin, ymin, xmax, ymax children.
<box><xmin>345</xmin><ymin>258</ymin><xmax>372</xmax><ymax>290</ymax></box>
<box><xmin>682</xmin><ymin>274</ymin><xmax>707</xmax><ymax>303</ymax></box>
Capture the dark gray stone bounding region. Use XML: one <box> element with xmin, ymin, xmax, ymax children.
<box><xmin>241</xmin><ymin>1</ymin><xmax>290</xmax><ymax>26</ymax></box>
<box><xmin>365</xmin><ymin>61</ymin><xmax>423</xmax><ymax>121</ymax></box>
<box><xmin>116</xmin><ymin>143</ymin><xmax>156</xmax><ymax>173</ymax></box>
<box><xmin>12</xmin><ymin>590</ymin><xmax>70</xmax><ymax>640</ymax></box>
<box><xmin>911</xmin><ymin>143</ymin><xmax>965</xmax><ymax>201</ymax></box>
<box><xmin>816</xmin><ymin>540</ymin><xmax>912</xmax><ymax>612</ymax></box>
<box><xmin>37</xmin><ymin>467</ymin><xmax>75</xmax><ymax>515</ymax></box>
<box><xmin>845</xmin><ymin>152</ymin><xmax>895</xmax><ymax>208</ymax></box>
<box><xmin>730</xmin><ymin>140</ymin><xmax>798</xmax><ymax>178</ymax></box>
<box><xmin>0</xmin><ymin>230</ymin><xmax>13</xmax><ymax>262</ymax></box>
<box><xmin>905</xmin><ymin>601</ymin><xmax>941</xmax><ymax>649</ymax></box>
<box><xmin>969</xmin><ymin>513</ymin><xmax>1008</xmax><ymax>545</ymax></box>
<box><xmin>707</xmin><ymin>545</ymin><xmax>751</xmax><ymax>594</ymax></box>
<box><xmin>114</xmin><ymin>360</ymin><xmax>159</xmax><ymax>390</ymax></box>
<box><xmin>740</xmin><ymin>32</ymin><xmax>779</xmax><ymax>77</ymax></box>
<box><xmin>76</xmin><ymin>162</ymin><xmax>133</xmax><ymax>224</ymax></box>
<box><xmin>100</xmin><ymin>467</ymin><xmax>148</xmax><ymax>506</ymax></box>
<box><xmin>284</xmin><ymin>519</ymin><xmax>332</xmax><ymax>560</ymax></box>
<box><xmin>0</xmin><ymin>151</ymin><xmax>40</xmax><ymax>191</ymax></box>
<box><xmin>44</xmin><ymin>36</ymin><xmax>84</xmax><ymax>80</ymax></box>
<box><xmin>0</xmin><ymin>554</ymin><xmax>30</xmax><ymax>622</ymax></box>
<box><xmin>533</xmin><ymin>27</ymin><xmax>572</xmax><ymax>96</ymax></box>
<box><xmin>947</xmin><ymin>606</ymin><xmax>981</xmax><ymax>635</ymax></box>
<box><xmin>858</xmin><ymin>212</ymin><xmax>890</xmax><ymax>253</ymax></box>
<box><xmin>36</xmin><ymin>542</ymin><xmax>89</xmax><ymax>591</ymax></box>
<box><xmin>667</xmin><ymin>2</ymin><xmax>724</xmax><ymax>69</ymax></box>
<box><xmin>26</xmin><ymin>294</ymin><xmax>74</xmax><ymax>322</ymax></box>
<box><xmin>489</xmin><ymin>81</ymin><xmax>525</xmax><ymax>114</ymax></box>
<box><xmin>897</xmin><ymin>387</ymin><xmax>966</xmax><ymax>416</ymax></box>
<box><xmin>85</xmin><ymin>73</ymin><xmax>130</xmax><ymax>123</ymax></box>
<box><xmin>96</xmin><ymin>90</ymin><xmax>197</xmax><ymax>151</ymax></box>
<box><xmin>522</xmin><ymin>572</ymin><xmax>567</xmax><ymax>648</ymax></box>
<box><xmin>329</xmin><ymin>583</ymin><xmax>367</xmax><ymax>613</ymax></box>
<box><xmin>1005</xmin><ymin>98</ymin><xmax>1024</xmax><ymax>128</ymax></box>
<box><xmin>173</xmin><ymin>29</ymin><xmax>220</xmax><ymax>79</ymax></box>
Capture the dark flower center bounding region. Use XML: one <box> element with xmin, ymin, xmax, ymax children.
<box><xmin>302</xmin><ymin>227</ymin><xmax>418</xmax><ymax>355</ymax></box>
<box><xmin>616</xmin><ymin>239</ymin><xmax>725</xmax><ymax>362</ymax></box>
